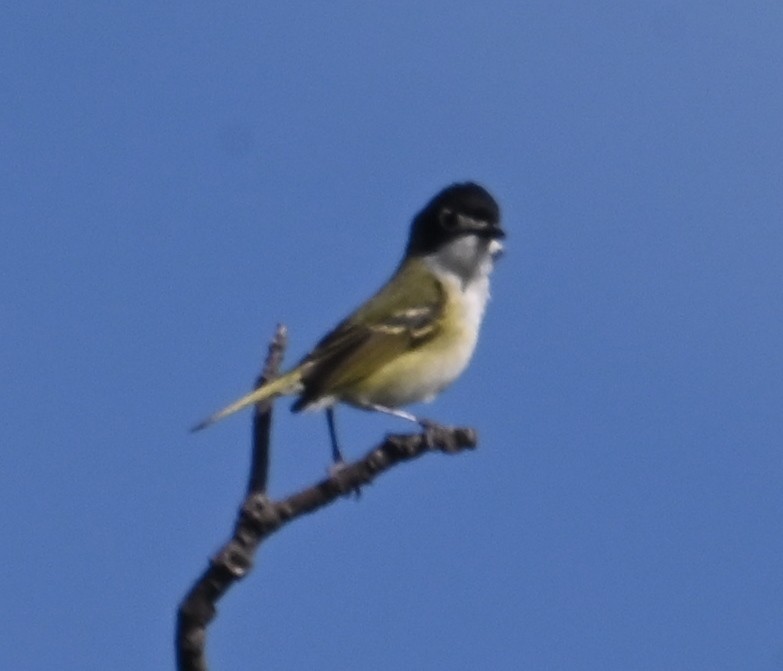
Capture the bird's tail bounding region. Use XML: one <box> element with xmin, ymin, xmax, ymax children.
<box><xmin>190</xmin><ymin>368</ymin><xmax>304</xmax><ymax>432</ymax></box>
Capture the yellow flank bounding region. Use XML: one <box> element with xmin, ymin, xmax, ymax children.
<box><xmin>339</xmin><ymin>271</ymin><xmax>480</xmax><ymax>408</ymax></box>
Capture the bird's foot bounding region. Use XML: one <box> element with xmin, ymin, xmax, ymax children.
<box><xmin>327</xmin><ymin>460</ymin><xmax>362</xmax><ymax>499</ymax></box>
<box><xmin>418</xmin><ymin>419</ymin><xmax>459</xmax><ymax>451</ymax></box>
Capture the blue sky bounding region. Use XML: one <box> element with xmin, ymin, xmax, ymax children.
<box><xmin>2</xmin><ymin>3</ymin><xmax>782</xmax><ymax>669</ymax></box>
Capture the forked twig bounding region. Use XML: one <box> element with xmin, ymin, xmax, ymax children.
<box><xmin>175</xmin><ymin>326</ymin><xmax>478</xmax><ymax>671</ymax></box>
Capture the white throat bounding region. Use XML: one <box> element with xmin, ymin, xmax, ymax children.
<box><xmin>422</xmin><ymin>233</ymin><xmax>503</xmax><ymax>335</ymax></box>
<box><xmin>424</xmin><ymin>234</ymin><xmax>503</xmax><ymax>287</ymax></box>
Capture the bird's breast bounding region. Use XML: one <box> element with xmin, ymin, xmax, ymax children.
<box><xmin>346</xmin><ymin>271</ymin><xmax>490</xmax><ymax>409</ymax></box>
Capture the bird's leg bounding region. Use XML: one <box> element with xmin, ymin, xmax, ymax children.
<box><xmin>361</xmin><ymin>403</ymin><xmax>451</xmax><ymax>447</ymax></box>
<box><xmin>325</xmin><ymin>408</ymin><xmax>363</xmax><ymax>498</ymax></box>
<box><xmin>363</xmin><ymin>403</ymin><xmax>421</xmax><ymax>424</ymax></box>
<box><xmin>325</xmin><ymin>407</ymin><xmax>344</xmax><ymax>464</ymax></box>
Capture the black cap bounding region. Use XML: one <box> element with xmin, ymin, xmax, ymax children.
<box><xmin>406</xmin><ymin>182</ymin><xmax>504</xmax><ymax>256</ymax></box>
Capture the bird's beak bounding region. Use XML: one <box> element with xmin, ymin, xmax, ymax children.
<box><xmin>489</xmin><ymin>238</ymin><xmax>505</xmax><ymax>260</ymax></box>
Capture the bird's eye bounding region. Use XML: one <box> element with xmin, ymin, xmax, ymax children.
<box><xmin>439</xmin><ymin>209</ymin><xmax>460</xmax><ymax>230</ymax></box>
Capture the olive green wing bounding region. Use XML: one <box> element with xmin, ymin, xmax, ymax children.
<box><xmin>292</xmin><ymin>262</ymin><xmax>445</xmax><ymax>410</ymax></box>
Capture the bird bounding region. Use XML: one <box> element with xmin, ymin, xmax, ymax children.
<box><xmin>192</xmin><ymin>182</ymin><xmax>505</xmax><ymax>462</ymax></box>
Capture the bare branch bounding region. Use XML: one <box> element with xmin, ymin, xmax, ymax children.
<box><xmin>175</xmin><ymin>327</ymin><xmax>478</xmax><ymax>671</ymax></box>
<box><xmin>246</xmin><ymin>324</ymin><xmax>287</xmax><ymax>496</ymax></box>
<box><xmin>177</xmin><ymin>325</ymin><xmax>287</xmax><ymax>671</ymax></box>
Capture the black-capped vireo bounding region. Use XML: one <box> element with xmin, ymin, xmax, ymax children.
<box><xmin>192</xmin><ymin>182</ymin><xmax>505</xmax><ymax>462</ymax></box>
